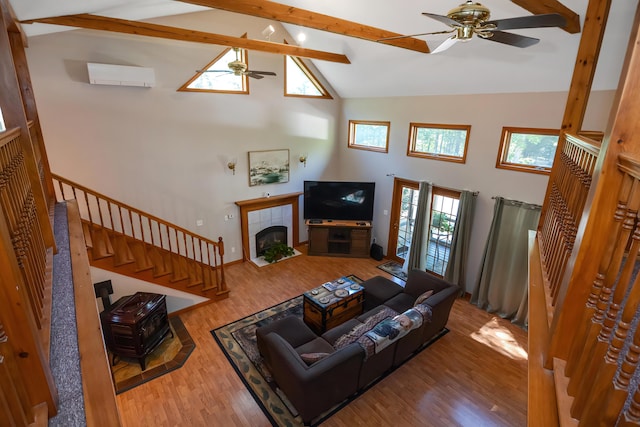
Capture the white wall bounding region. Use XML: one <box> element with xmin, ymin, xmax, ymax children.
<box><xmin>91</xmin><ymin>268</ymin><xmax>207</xmax><ymax>314</ymax></box>
<box><xmin>26</xmin><ymin>10</ymin><xmax>341</xmax><ymax>262</ymax></box>
<box><xmin>24</xmin><ymin>10</ymin><xmax>616</xmax><ymax>295</ymax></box>
<box><xmin>338</xmin><ymin>90</ymin><xmax>614</xmax><ymax>292</ymax></box>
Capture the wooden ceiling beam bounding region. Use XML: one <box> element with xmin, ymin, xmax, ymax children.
<box><xmin>21</xmin><ymin>14</ymin><xmax>351</xmax><ymax>64</ymax></box>
<box><xmin>511</xmin><ymin>0</ymin><xmax>581</xmax><ymax>33</ymax></box>
<box><xmin>178</xmin><ymin>0</ymin><xmax>431</xmax><ymax>53</ymax></box>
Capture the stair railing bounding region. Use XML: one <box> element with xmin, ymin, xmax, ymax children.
<box><xmin>51</xmin><ymin>174</ymin><xmax>227</xmax><ymax>295</ymax></box>
<box><xmin>537</xmin><ymin>132</ymin><xmax>601</xmax><ymax>312</ymax></box>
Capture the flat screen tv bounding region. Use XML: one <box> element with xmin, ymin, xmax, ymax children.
<box><xmin>304</xmin><ymin>181</ymin><xmax>375</xmax><ymax>222</ymax></box>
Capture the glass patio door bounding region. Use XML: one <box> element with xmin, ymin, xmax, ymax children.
<box><xmin>387</xmin><ymin>178</ymin><xmax>419</xmax><ymax>264</ymax></box>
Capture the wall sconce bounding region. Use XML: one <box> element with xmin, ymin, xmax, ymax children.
<box><xmin>227</xmin><ymin>158</ymin><xmax>237</xmax><ymax>175</ymax></box>
<box><xmin>299</xmin><ymin>154</ymin><xmax>307</xmax><ymax>167</ymax></box>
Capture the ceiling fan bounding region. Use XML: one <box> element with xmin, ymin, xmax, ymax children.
<box><xmin>385</xmin><ymin>1</ymin><xmax>567</xmax><ymax>54</ymax></box>
<box><xmin>197</xmin><ymin>48</ymin><xmax>276</xmax><ymax>79</ymax></box>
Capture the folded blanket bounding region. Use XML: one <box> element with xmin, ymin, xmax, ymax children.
<box><xmin>334</xmin><ymin>306</ymin><xmax>397</xmax><ymax>350</ymax></box>
<box><xmin>358</xmin><ymin>304</ymin><xmax>432</xmax><ymax>359</ymax></box>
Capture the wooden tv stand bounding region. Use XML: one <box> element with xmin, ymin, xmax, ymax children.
<box><xmin>306</xmin><ymin>220</ymin><xmax>372</xmax><ymax>258</ymax></box>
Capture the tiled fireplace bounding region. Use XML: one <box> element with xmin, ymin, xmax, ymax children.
<box><xmin>235</xmin><ymin>193</ymin><xmax>302</xmax><ymax>263</ymax></box>
<box><xmin>248</xmin><ymin>206</ymin><xmax>292</xmax><ymax>260</ymax></box>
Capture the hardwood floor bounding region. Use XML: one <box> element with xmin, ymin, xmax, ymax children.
<box><xmin>115</xmin><ymin>249</ymin><xmax>528</xmax><ymax>426</ymax></box>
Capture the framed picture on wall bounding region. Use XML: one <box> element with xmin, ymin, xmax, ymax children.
<box><xmin>248</xmin><ymin>149</ymin><xmax>290</xmax><ymax>186</ymax></box>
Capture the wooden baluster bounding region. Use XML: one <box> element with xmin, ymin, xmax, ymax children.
<box><xmin>137</xmin><ymin>212</ymin><xmax>145</xmax><ymax>243</ymax></box>
<box><xmin>565</xmin><ymin>181</ymin><xmax>633</xmax><ymax>377</ymax></box>
<box><xmin>117</xmin><ymin>205</ymin><xmax>125</xmax><ymax>236</ymax></box>
<box><xmin>217</xmin><ymin>237</ymin><xmax>226</xmax><ymax>292</ymax></box>
<box><xmin>147</xmin><ymin>218</ymin><xmax>155</xmax><ymax>246</ymax></box>
<box><xmin>83</xmin><ymin>191</ymin><xmax>93</xmax><ymax>224</ymax></box>
<box><xmin>621</xmin><ymin>385</ymin><xmax>640</xmax><ymax>426</ymax></box>
<box><xmin>566</xmin><ymin>176</ymin><xmax>636</xmax><ymax>384</ymax></box>
<box><xmin>106</xmin><ymin>201</ymin><xmax>115</xmax><ymax>231</ymax></box>
<box><xmin>182</xmin><ymin>231</ymin><xmax>188</xmax><ymax>258</ymax></box>
<box><xmin>127</xmin><ymin>209</ymin><xmax>135</xmax><ymax>239</ymax></box>
<box><xmin>579</xmin><ymin>222</ymin><xmax>640</xmax><ymax>424</ymax></box>
<box><xmin>570</xmin><ymin>180</ymin><xmax>640</xmax><ymax>417</ymax></box>
<box><xmin>591</xmin><ymin>312</ymin><xmax>640</xmax><ymax>425</ymax></box>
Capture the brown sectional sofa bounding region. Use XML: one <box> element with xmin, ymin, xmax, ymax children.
<box><xmin>256</xmin><ymin>269</ymin><xmax>460</xmax><ymax>425</ymax></box>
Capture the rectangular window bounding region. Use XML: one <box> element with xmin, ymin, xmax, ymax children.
<box><xmin>426</xmin><ymin>188</ymin><xmax>460</xmax><ymax>276</ymax></box>
<box><xmin>496</xmin><ymin>127</ymin><xmax>559</xmax><ymax>174</ymax></box>
<box><xmin>348</xmin><ymin>120</ymin><xmax>390</xmax><ymax>153</ymax></box>
<box><xmin>0</xmin><ymin>107</ymin><xmax>5</xmax><ymax>132</ymax></box>
<box><xmin>407</xmin><ymin>123</ymin><xmax>470</xmax><ymax>163</ymax></box>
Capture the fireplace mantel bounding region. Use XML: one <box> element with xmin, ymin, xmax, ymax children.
<box><xmin>235</xmin><ymin>192</ymin><xmax>302</xmax><ymax>261</ymax></box>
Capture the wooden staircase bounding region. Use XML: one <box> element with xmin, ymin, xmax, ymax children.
<box><xmin>53</xmin><ymin>175</ymin><xmax>228</xmax><ymax>301</ymax></box>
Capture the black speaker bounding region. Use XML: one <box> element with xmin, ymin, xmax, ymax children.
<box><xmin>370</xmin><ymin>243</ymin><xmax>383</xmax><ymax>261</ymax></box>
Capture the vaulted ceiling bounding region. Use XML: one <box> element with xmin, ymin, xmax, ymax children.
<box><xmin>8</xmin><ymin>0</ymin><xmax>638</xmax><ymax>98</ymax></box>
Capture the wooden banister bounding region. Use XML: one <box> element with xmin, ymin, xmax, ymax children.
<box><xmin>52</xmin><ymin>173</ymin><xmax>227</xmax><ymax>295</ymax></box>
<box><xmin>537</xmin><ymin>132</ymin><xmax>601</xmax><ymax>318</ymax></box>
<box><xmin>67</xmin><ymin>201</ymin><xmax>122</xmax><ymax>427</ymax></box>
<box><xmin>0</xmin><ymin>127</ymin><xmax>58</xmax><ymax>421</ymax></box>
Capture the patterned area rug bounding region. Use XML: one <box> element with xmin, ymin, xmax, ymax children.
<box><xmin>211</xmin><ymin>275</ymin><xmax>448</xmax><ymax>427</ymax></box>
<box><xmin>377</xmin><ymin>260</ymin><xmax>408</xmax><ymax>281</ymax></box>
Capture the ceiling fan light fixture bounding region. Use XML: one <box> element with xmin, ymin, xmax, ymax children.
<box><xmin>447</xmin><ymin>1</ymin><xmax>491</xmax><ymax>25</ymax></box>
<box><xmin>456</xmin><ymin>26</ymin><xmax>475</xmax><ymax>40</ymax></box>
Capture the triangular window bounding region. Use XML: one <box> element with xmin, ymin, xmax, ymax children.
<box><xmin>284</xmin><ymin>56</ymin><xmax>331</xmax><ymax>98</ymax></box>
<box><xmin>179</xmin><ymin>47</ymin><xmax>248</xmax><ymax>94</ymax></box>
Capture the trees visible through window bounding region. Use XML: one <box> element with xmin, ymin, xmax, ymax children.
<box><xmin>407</xmin><ymin>123</ymin><xmax>470</xmax><ymax>163</ymax></box>
<box><xmin>348</xmin><ymin>120</ymin><xmax>390</xmax><ymax>153</ymax></box>
<box><xmin>179</xmin><ymin>47</ymin><xmax>248</xmax><ymax>94</ymax></box>
<box><xmin>426</xmin><ymin>188</ymin><xmax>460</xmax><ymax>276</ymax></box>
<box><xmin>496</xmin><ymin>127</ymin><xmax>559</xmax><ymax>174</ymax></box>
<box><xmin>284</xmin><ymin>56</ymin><xmax>331</xmax><ymax>98</ymax></box>
<box><xmin>392</xmin><ymin>182</ymin><xmax>460</xmax><ymax>277</ymax></box>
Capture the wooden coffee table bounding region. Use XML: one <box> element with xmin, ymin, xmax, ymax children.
<box><xmin>303</xmin><ymin>276</ymin><xmax>364</xmax><ymax>334</ymax></box>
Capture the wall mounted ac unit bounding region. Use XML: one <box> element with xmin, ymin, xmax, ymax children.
<box><xmin>87</xmin><ymin>63</ymin><xmax>155</xmax><ymax>87</ymax></box>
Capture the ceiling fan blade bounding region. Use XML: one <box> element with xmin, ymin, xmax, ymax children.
<box><xmin>430</xmin><ymin>36</ymin><xmax>459</xmax><ymax>54</ymax></box>
<box><xmin>378</xmin><ymin>29</ymin><xmax>454</xmax><ymax>42</ymax></box>
<box><xmin>249</xmin><ymin>71</ymin><xmax>277</xmax><ymax>76</ymax></box>
<box><xmin>422</xmin><ymin>13</ymin><xmax>462</xmax><ymax>28</ymax></box>
<box><xmin>246</xmin><ymin>73</ymin><xmax>265</xmax><ymax>79</ymax></box>
<box><xmin>483</xmin><ymin>30</ymin><xmax>539</xmax><ymax>48</ymax></box>
<box><xmin>485</xmin><ymin>13</ymin><xmax>566</xmax><ymax>31</ymax></box>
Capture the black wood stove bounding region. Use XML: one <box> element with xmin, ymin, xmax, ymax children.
<box><xmin>100</xmin><ymin>292</ymin><xmax>172</xmax><ymax>370</ymax></box>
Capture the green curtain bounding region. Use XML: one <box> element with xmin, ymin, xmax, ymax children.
<box><xmin>444</xmin><ymin>190</ymin><xmax>477</xmax><ymax>294</ymax></box>
<box><xmin>403</xmin><ymin>181</ymin><xmax>432</xmax><ymax>273</ymax></box>
<box><xmin>471</xmin><ymin>197</ymin><xmax>541</xmax><ymax>327</ymax></box>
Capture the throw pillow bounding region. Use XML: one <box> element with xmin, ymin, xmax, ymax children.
<box><xmin>300</xmin><ymin>352</ymin><xmax>330</xmax><ymax>365</ymax></box>
<box><xmin>414</xmin><ymin>290</ymin><xmax>434</xmax><ymax>306</ymax></box>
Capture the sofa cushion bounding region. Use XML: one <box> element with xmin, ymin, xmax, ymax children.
<box><xmin>383</xmin><ymin>293</ymin><xmax>417</xmax><ymax>314</ymax></box>
<box><xmin>295</xmin><ymin>337</ymin><xmax>335</xmax><ymax>355</ymax></box>
<box><xmin>404</xmin><ymin>269</ymin><xmax>451</xmax><ymax>299</ymax></box>
<box><xmin>362</xmin><ymin>276</ymin><xmax>404</xmax><ymax>311</ymax></box>
<box><xmin>256</xmin><ymin>315</ymin><xmax>317</xmax><ymax>350</ymax></box>
<box><xmin>322</xmin><ymin>318</ymin><xmax>362</xmax><ymax>346</ymax></box>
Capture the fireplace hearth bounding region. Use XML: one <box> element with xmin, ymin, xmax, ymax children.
<box><xmin>255</xmin><ymin>225</ymin><xmax>287</xmax><ymax>257</ymax></box>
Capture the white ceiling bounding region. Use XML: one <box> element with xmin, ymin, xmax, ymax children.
<box><xmin>8</xmin><ymin>0</ymin><xmax>638</xmax><ymax>98</ymax></box>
